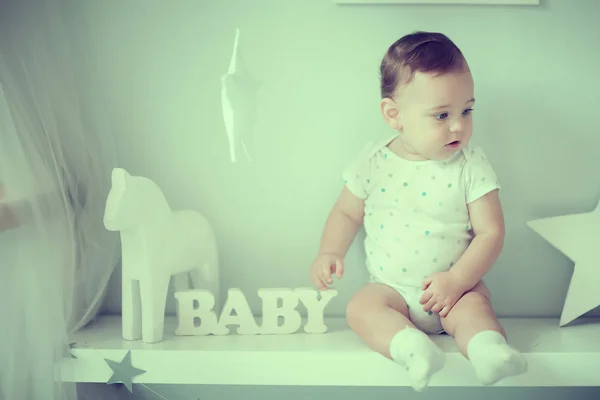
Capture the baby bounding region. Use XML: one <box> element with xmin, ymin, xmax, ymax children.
<box><xmin>309</xmin><ymin>31</ymin><xmax>528</xmax><ymax>391</ymax></box>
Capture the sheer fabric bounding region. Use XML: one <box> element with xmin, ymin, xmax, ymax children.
<box><xmin>0</xmin><ymin>0</ymin><xmax>119</xmax><ymax>398</ymax></box>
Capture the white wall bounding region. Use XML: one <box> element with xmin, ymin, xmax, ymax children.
<box><xmin>87</xmin><ymin>0</ymin><xmax>600</xmax><ymax>318</ymax></box>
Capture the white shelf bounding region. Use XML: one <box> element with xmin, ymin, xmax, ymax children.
<box><xmin>60</xmin><ymin>315</ymin><xmax>600</xmax><ymax>387</ymax></box>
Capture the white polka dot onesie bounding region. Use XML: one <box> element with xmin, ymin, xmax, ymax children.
<box><xmin>343</xmin><ymin>133</ymin><xmax>501</xmax><ymax>333</ymax></box>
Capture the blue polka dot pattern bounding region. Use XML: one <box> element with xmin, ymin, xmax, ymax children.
<box><xmin>341</xmin><ymin>143</ymin><xmax>499</xmax><ymax>298</ymax></box>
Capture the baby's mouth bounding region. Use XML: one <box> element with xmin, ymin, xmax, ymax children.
<box><xmin>446</xmin><ymin>140</ymin><xmax>461</xmax><ymax>147</ymax></box>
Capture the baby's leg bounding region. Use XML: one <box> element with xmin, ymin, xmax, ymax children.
<box><xmin>346</xmin><ymin>283</ymin><xmax>445</xmax><ymax>391</ymax></box>
<box><xmin>440</xmin><ymin>281</ymin><xmax>527</xmax><ymax>385</ymax></box>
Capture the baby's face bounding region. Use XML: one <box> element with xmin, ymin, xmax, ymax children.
<box><xmin>394</xmin><ymin>69</ymin><xmax>475</xmax><ymax>161</ymax></box>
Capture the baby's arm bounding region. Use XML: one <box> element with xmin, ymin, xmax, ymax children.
<box><xmin>317</xmin><ymin>187</ymin><xmax>365</xmax><ymax>257</ymax></box>
<box><xmin>451</xmin><ymin>189</ymin><xmax>505</xmax><ymax>291</ymax></box>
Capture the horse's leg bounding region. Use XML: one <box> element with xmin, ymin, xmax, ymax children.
<box><xmin>122</xmin><ymin>274</ymin><xmax>142</xmax><ymax>340</ymax></box>
<box><xmin>190</xmin><ymin>239</ymin><xmax>220</xmax><ymax>312</ymax></box>
<box><xmin>189</xmin><ymin>264</ymin><xmax>207</xmax><ymax>287</ymax></box>
<box><xmin>139</xmin><ymin>270</ymin><xmax>170</xmax><ymax>343</ymax></box>
<box><xmin>173</xmin><ymin>272</ymin><xmax>190</xmax><ymax>291</ymax></box>
<box><xmin>173</xmin><ymin>272</ymin><xmax>190</xmax><ymax>319</ymax></box>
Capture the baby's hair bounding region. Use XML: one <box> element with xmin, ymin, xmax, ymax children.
<box><xmin>379</xmin><ymin>31</ymin><xmax>467</xmax><ymax>99</ymax></box>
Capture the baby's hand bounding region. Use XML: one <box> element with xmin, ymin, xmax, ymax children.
<box><xmin>419</xmin><ymin>271</ymin><xmax>469</xmax><ymax>318</ymax></box>
<box><xmin>309</xmin><ymin>252</ymin><xmax>344</xmax><ymax>290</ymax></box>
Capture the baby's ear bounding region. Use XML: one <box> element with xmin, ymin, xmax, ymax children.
<box><xmin>380</xmin><ymin>98</ymin><xmax>402</xmax><ymax>130</ymax></box>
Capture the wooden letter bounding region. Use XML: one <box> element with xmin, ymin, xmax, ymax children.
<box><xmin>215</xmin><ymin>288</ymin><xmax>260</xmax><ymax>335</ymax></box>
<box><xmin>295</xmin><ymin>288</ymin><xmax>338</xmax><ymax>333</ymax></box>
<box><xmin>258</xmin><ymin>288</ymin><xmax>302</xmax><ymax>334</ymax></box>
<box><xmin>174</xmin><ymin>290</ymin><xmax>218</xmax><ymax>336</ymax></box>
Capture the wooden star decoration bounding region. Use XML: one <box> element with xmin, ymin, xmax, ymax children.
<box><xmin>67</xmin><ymin>342</ymin><xmax>77</xmax><ymax>359</ymax></box>
<box><xmin>526</xmin><ymin>198</ymin><xmax>600</xmax><ymax>326</ymax></box>
<box><xmin>104</xmin><ymin>350</ymin><xmax>146</xmax><ymax>392</ymax></box>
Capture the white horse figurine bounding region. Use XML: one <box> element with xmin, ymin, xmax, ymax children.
<box><xmin>103</xmin><ymin>167</ymin><xmax>219</xmax><ymax>343</ymax></box>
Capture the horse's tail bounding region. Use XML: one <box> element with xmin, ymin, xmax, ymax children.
<box><xmin>200</xmin><ymin>220</ymin><xmax>220</xmax><ymax>312</ymax></box>
<box><xmin>205</xmin><ymin>228</ymin><xmax>219</xmax><ymax>281</ymax></box>
<box><xmin>195</xmin><ymin>213</ymin><xmax>219</xmax><ymax>285</ymax></box>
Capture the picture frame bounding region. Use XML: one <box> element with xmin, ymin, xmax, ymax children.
<box><xmin>334</xmin><ymin>0</ymin><xmax>539</xmax><ymax>4</ymax></box>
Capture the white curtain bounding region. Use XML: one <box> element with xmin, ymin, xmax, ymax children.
<box><xmin>0</xmin><ymin>0</ymin><xmax>119</xmax><ymax>399</ymax></box>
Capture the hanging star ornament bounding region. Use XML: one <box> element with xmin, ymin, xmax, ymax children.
<box><xmin>220</xmin><ymin>27</ymin><xmax>261</xmax><ymax>163</ymax></box>
<box><xmin>526</xmin><ymin>198</ymin><xmax>600</xmax><ymax>326</ymax></box>
<box><xmin>104</xmin><ymin>350</ymin><xmax>147</xmax><ymax>392</ymax></box>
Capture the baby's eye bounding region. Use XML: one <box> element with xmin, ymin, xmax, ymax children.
<box><xmin>434</xmin><ymin>112</ymin><xmax>449</xmax><ymax>120</ymax></box>
<box><xmin>462</xmin><ymin>108</ymin><xmax>474</xmax><ymax>116</ymax></box>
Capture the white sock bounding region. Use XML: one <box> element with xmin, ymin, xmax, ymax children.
<box><xmin>467</xmin><ymin>330</ymin><xmax>528</xmax><ymax>385</ymax></box>
<box><xmin>389</xmin><ymin>326</ymin><xmax>446</xmax><ymax>391</ymax></box>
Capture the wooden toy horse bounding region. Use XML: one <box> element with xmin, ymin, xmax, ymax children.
<box><xmin>103</xmin><ymin>168</ymin><xmax>219</xmax><ymax>343</ymax></box>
